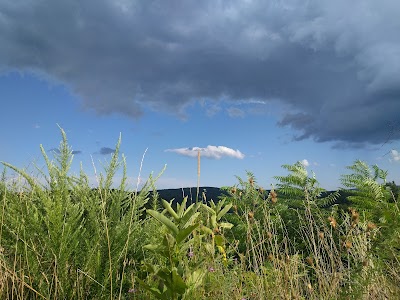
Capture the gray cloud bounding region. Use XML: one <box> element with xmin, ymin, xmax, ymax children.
<box><xmin>99</xmin><ymin>147</ymin><xmax>116</xmax><ymax>155</ymax></box>
<box><xmin>1</xmin><ymin>1</ymin><xmax>400</xmax><ymax>146</ymax></box>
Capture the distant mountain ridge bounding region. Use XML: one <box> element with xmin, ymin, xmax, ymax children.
<box><xmin>150</xmin><ymin>187</ymin><xmax>353</xmax><ymax>206</ymax></box>
<box><xmin>151</xmin><ymin>186</ymin><xmax>229</xmax><ymax>204</ymax></box>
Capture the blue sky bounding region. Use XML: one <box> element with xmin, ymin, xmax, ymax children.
<box><xmin>1</xmin><ymin>1</ymin><xmax>400</xmax><ymax>190</ymax></box>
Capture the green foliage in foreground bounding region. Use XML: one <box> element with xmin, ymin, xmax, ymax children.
<box><xmin>1</xmin><ymin>129</ymin><xmax>400</xmax><ymax>299</ymax></box>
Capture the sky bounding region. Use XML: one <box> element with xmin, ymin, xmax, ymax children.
<box><xmin>1</xmin><ymin>0</ymin><xmax>400</xmax><ymax>191</ymax></box>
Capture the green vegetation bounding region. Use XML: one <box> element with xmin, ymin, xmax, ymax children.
<box><xmin>1</xmin><ymin>129</ymin><xmax>399</xmax><ymax>299</ymax></box>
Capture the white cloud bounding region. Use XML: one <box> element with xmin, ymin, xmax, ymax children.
<box><xmin>391</xmin><ymin>149</ymin><xmax>400</xmax><ymax>161</ymax></box>
<box><xmin>165</xmin><ymin>145</ymin><xmax>245</xmax><ymax>159</ymax></box>
<box><xmin>301</xmin><ymin>159</ymin><xmax>310</xmax><ymax>167</ymax></box>
<box><xmin>227</xmin><ymin>107</ymin><xmax>245</xmax><ymax>118</ymax></box>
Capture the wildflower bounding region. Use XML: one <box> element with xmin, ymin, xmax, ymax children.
<box><xmin>267</xmin><ymin>254</ymin><xmax>274</xmax><ymax>261</ymax></box>
<box><xmin>128</xmin><ymin>288</ymin><xmax>137</xmax><ymax>293</ymax></box>
<box><xmin>188</xmin><ymin>250</ymin><xmax>194</xmax><ymax>258</ymax></box>
<box><xmin>208</xmin><ymin>267</ymin><xmax>215</xmax><ymax>272</ymax></box>
<box><xmin>231</xmin><ymin>187</ymin><xmax>237</xmax><ymax>194</ymax></box>
<box><xmin>248</xmin><ymin>211</ymin><xmax>254</xmax><ymax>219</ymax></box>
<box><xmin>318</xmin><ymin>231</ymin><xmax>324</xmax><ymax>239</ymax></box>
<box><xmin>267</xmin><ymin>231</ymin><xmax>273</xmax><ymax>240</ymax></box>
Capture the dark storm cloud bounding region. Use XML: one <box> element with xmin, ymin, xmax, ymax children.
<box><xmin>99</xmin><ymin>147</ymin><xmax>116</xmax><ymax>155</ymax></box>
<box><xmin>1</xmin><ymin>0</ymin><xmax>400</xmax><ymax>146</ymax></box>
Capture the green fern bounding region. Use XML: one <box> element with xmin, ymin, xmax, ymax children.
<box><xmin>340</xmin><ymin>160</ymin><xmax>391</xmax><ymax>212</ymax></box>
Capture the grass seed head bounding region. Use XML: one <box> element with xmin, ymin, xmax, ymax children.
<box><xmin>344</xmin><ymin>240</ymin><xmax>352</xmax><ymax>250</ymax></box>
<box><xmin>248</xmin><ymin>211</ymin><xmax>254</xmax><ymax>219</ymax></box>
<box><xmin>306</xmin><ymin>256</ymin><xmax>314</xmax><ymax>266</ymax></box>
<box><xmin>328</xmin><ymin>216</ymin><xmax>337</xmax><ymax>229</ymax></box>
<box><xmin>367</xmin><ymin>222</ymin><xmax>377</xmax><ymax>231</ymax></box>
<box><xmin>249</xmin><ymin>177</ymin><xmax>254</xmax><ymax>186</ymax></box>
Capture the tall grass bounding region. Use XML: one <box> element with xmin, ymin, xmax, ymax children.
<box><xmin>0</xmin><ymin>129</ymin><xmax>399</xmax><ymax>299</ymax></box>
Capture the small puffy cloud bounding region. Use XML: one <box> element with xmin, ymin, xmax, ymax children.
<box><xmin>301</xmin><ymin>159</ymin><xmax>310</xmax><ymax>167</ymax></box>
<box><xmin>165</xmin><ymin>145</ymin><xmax>245</xmax><ymax>159</ymax></box>
<box><xmin>205</xmin><ymin>104</ymin><xmax>222</xmax><ymax>117</ymax></box>
<box><xmin>227</xmin><ymin>107</ymin><xmax>245</xmax><ymax>118</ymax></box>
<box><xmin>99</xmin><ymin>147</ymin><xmax>116</xmax><ymax>155</ymax></box>
<box><xmin>391</xmin><ymin>150</ymin><xmax>400</xmax><ymax>162</ymax></box>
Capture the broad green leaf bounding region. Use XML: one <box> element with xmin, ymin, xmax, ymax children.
<box><xmin>136</xmin><ymin>278</ymin><xmax>164</xmax><ymax>299</ymax></box>
<box><xmin>181</xmin><ymin>212</ymin><xmax>200</xmax><ymax>229</ymax></box>
<box><xmin>217</xmin><ymin>203</ymin><xmax>232</xmax><ymax>220</ymax></box>
<box><xmin>181</xmin><ymin>203</ymin><xmax>200</xmax><ymax>227</ymax></box>
<box><xmin>177</xmin><ymin>196</ymin><xmax>188</xmax><ymax>217</ymax></box>
<box><xmin>162</xmin><ymin>199</ymin><xmax>179</xmax><ymax>221</ymax></box>
<box><xmin>201</xmin><ymin>203</ymin><xmax>216</xmax><ymax>215</ymax></box>
<box><xmin>211</xmin><ymin>214</ymin><xmax>217</xmax><ymax>228</ymax></box>
<box><xmin>147</xmin><ymin>209</ymin><xmax>179</xmax><ymax>236</ymax></box>
<box><xmin>219</xmin><ymin>222</ymin><xmax>234</xmax><ymax>229</ymax></box>
<box><xmin>187</xmin><ymin>269</ymin><xmax>206</xmax><ymax>289</ymax></box>
<box><xmin>176</xmin><ymin>223</ymin><xmax>199</xmax><ymax>244</ymax></box>
<box><xmin>199</xmin><ymin>225</ymin><xmax>213</xmax><ymax>235</ymax></box>
<box><xmin>214</xmin><ymin>235</ymin><xmax>224</xmax><ymax>247</ymax></box>
<box><xmin>172</xmin><ymin>268</ymin><xmax>187</xmax><ymax>294</ymax></box>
